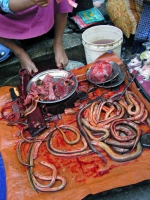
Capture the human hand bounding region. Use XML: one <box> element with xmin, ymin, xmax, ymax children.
<box><xmin>9</xmin><ymin>0</ymin><xmax>50</xmax><ymax>12</ymax></box>
<box><xmin>34</xmin><ymin>0</ymin><xmax>50</xmax><ymax>7</ymax></box>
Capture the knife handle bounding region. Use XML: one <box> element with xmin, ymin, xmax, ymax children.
<box><xmin>9</xmin><ymin>88</ymin><xmax>18</xmax><ymax>101</ymax></box>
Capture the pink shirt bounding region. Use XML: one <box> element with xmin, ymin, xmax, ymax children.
<box><xmin>0</xmin><ymin>0</ymin><xmax>74</xmax><ymax>39</ymax></box>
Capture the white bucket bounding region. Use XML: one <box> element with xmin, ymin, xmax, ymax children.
<box><xmin>82</xmin><ymin>25</ymin><xmax>123</xmax><ymax>64</ymax></box>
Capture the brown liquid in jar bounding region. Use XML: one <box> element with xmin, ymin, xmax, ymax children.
<box><xmin>92</xmin><ymin>39</ymin><xmax>115</xmax><ymax>44</ymax></box>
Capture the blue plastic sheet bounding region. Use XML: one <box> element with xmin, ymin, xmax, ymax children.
<box><xmin>0</xmin><ymin>154</ymin><xmax>6</xmax><ymax>200</ymax></box>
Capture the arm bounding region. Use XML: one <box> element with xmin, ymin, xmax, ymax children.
<box><xmin>9</xmin><ymin>0</ymin><xmax>50</xmax><ymax>13</ymax></box>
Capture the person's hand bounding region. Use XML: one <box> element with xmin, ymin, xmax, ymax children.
<box><xmin>9</xmin><ymin>0</ymin><xmax>50</xmax><ymax>12</ymax></box>
<box><xmin>34</xmin><ymin>0</ymin><xmax>50</xmax><ymax>7</ymax></box>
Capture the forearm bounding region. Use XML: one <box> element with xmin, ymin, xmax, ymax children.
<box><xmin>9</xmin><ymin>0</ymin><xmax>35</xmax><ymax>12</ymax></box>
<box><xmin>9</xmin><ymin>0</ymin><xmax>50</xmax><ymax>12</ymax></box>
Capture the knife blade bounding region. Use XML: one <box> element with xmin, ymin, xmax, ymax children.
<box><xmin>9</xmin><ymin>88</ymin><xmax>20</xmax><ymax>121</ymax></box>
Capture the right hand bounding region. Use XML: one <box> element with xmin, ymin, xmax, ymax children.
<box><xmin>34</xmin><ymin>0</ymin><xmax>50</xmax><ymax>7</ymax></box>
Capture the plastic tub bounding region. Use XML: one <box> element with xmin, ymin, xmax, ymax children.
<box><xmin>82</xmin><ymin>25</ymin><xmax>123</xmax><ymax>64</ymax></box>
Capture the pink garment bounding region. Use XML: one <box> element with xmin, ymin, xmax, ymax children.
<box><xmin>56</xmin><ymin>0</ymin><xmax>77</xmax><ymax>7</ymax></box>
<box><xmin>0</xmin><ymin>0</ymin><xmax>73</xmax><ymax>40</ymax></box>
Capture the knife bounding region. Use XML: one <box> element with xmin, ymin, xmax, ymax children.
<box><xmin>87</xmin><ymin>91</ymin><xmax>107</xmax><ymax>104</ymax></box>
<box><xmin>9</xmin><ymin>88</ymin><xmax>20</xmax><ymax>121</ymax></box>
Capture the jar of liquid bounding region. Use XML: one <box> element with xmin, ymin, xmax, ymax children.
<box><xmin>93</xmin><ymin>0</ymin><xmax>105</xmax><ymax>8</ymax></box>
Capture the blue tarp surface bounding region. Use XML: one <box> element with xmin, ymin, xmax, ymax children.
<box><xmin>0</xmin><ymin>154</ymin><xmax>6</xmax><ymax>200</ymax></box>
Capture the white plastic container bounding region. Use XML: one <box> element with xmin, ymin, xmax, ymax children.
<box><xmin>82</xmin><ymin>25</ymin><xmax>123</xmax><ymax>64</ymax></box>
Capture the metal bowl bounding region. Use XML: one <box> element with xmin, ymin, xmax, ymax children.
<box><xmin>86</xmin><ymin>61</ymin><xmax>120</xmax><ymax>85</ymax></box>
<box><xmin>27</xmin><ymin>69</ymin><xmax>78</xmax><ymax>104</ymax></box>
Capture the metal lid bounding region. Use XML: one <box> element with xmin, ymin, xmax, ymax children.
<box><xmin>140</xmin><ymin>132</ymin><xmax>150</xmax><ymax>149</ymax></box>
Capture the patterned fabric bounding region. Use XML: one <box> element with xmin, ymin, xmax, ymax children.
<box><xmin>0</xmin><ymin>0</ymin><xmax>13</xmax><ymax>13</ymax></box>
<box><xmin>106</xmin><ymin>0</ymin><xmax>142</xmax><ymax>38</ymax></box>
<box><xmin>135</xmin><ymin>0</ymin><xmax>143</xmax><ymax>6</ymax></box>
<box><xmin>132</xmin><ymin>1</ymin><xmax>150</xmax><ymax>53</ymax></box>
